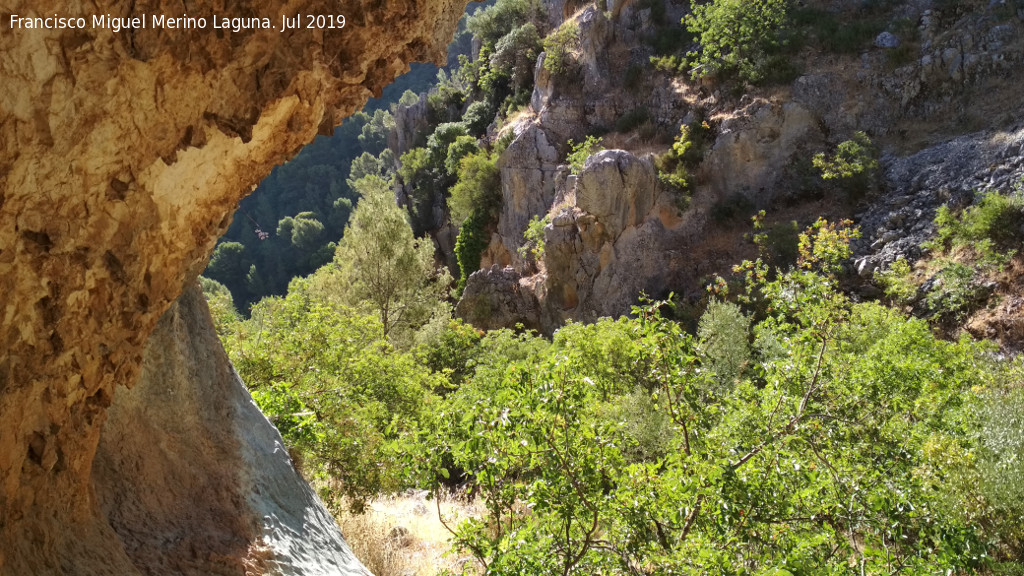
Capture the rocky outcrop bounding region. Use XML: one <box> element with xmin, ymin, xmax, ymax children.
<box><xmin>575</xmin><ymin>150</ymin><xmax>659</xmax><ymax>238</ymax></box>
<box><xmin>700</xmin><ymin>100</ymin><xmax>822</xmax><ymax>203</ymax></box>
<box><xmin>456</xmin><ymin>265</ymin><xmax>542</xmax><ymax>331</ymax></box>
<box><xmin>0</xmin><ymin>0</ymin><xmax>467</xmax><ymax>573</ymax></box>
<box><xmin>462</xmin><ymin>148</ymin><xmax>705</xmax><ymax>333</ymax></box>
<box><xmin>792</xmin><ymin>6</ymin><xmax>1024</xmax><ymax>143</ymax></box>
<box><xmin>391</xmin><ymin>92</ymin><xmax>432</xmax><ymax>158</ymax></box>
<box><xmin>491</xmin><ymin>122</ymin><xmax>562</xmax><ymax>271</ymax></box>
<box><xmin>854</xmin><ymin>126</ymin><xmax>1024</xmax><ymax>275</ymax></box>
<box><xmin>539</xmin><ymin>150</ymin><xmax>698</xmax><ymax>329</ymax></box>
<box><xmin>93</xmin><ymin>285</ymin><xmax>366</xmax><ymax>576</ymax></box>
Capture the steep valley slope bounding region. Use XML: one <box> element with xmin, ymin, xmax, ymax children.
<box><xmin>441</xmin><ymin>0</ymin><xmax>1024</xmax><ymax>339</ymax></box>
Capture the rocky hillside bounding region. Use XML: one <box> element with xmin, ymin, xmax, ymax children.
<box><xmin>393</xmin><ymin>0</ymin><xmax>1024</xmax><ymax>341</ymax></box>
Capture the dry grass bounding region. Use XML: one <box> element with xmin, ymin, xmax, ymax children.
<box><xmin>336</xmin><ymin>491</ymin><xmax>484</xmax><ymax>576</ymax></box>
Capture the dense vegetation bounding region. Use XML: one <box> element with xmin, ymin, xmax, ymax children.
<box><xmin>206</xmin><ymin>205</ymin><xmax>1024</xmax><ymax>573</ymax></box>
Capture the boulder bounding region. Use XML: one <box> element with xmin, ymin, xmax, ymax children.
<box><xmin>875</xmin><ymin>31</ymin><xmax>902</xmax><ymax>49</ymax></box>
<box><xmin>456</xmin><ymin>266</ymin><xmax>542</xmax><ymax>331</ymax></box>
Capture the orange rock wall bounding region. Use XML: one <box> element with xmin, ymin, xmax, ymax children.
<box><xmin>0</xmin><ymin>0</ymin><xmax>467</xmax><ymax>572</ymax></box>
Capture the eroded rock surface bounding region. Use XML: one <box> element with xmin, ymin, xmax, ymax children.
<box><xmin>0</xmin><ymin>0</ymin><xmax>467</xmax><ymax>573</ymax></box>
<box><xmin>94</xmin><ymin>285</ymin><xmax>366</xmax><ymax>576</ymax></box>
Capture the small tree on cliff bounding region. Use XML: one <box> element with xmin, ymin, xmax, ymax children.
<box><xmin>323</xmin><ymin>175</ymin><xmax>451</xmax><ymax>342</ymax></box>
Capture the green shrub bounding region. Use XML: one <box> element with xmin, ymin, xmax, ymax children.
<box><xmin>415</xmin><ymin>319</ymin><xmax>483</xmax><ymax>388</ymax></box>
<box><xmin>463</xmin><ymin>100</ymin><xmax>496</xmax><ymax>137</ymax></box>
<box><xmin>519</xmin><ymin>214</ymin><xmax>550</xmax><ymax>261</ymax></box>
<box><xmin>710</xmin><ymin>192</ymin><xmax>756</xmax><ymax>223</ymax></box>
<box><xmin>397</xmin><ymin>89</ymin><xmax>419</xmax><ymax>108</ymax></box>
<box><xmin>813</xmin><ymin>131</ymin><xmax>878</xmax><ymax>179</ymax></box>
<box><xmin>918</xmin><ymin>190</ymin><xmax>1024</xmax><ymax>322</ymax></box>
<box><xmin>750</xmin><ymin>213</ymin><xmax>801</xmax><ymax>269</ymax></box>
<box><xmin>444</xmin><ymin>135</ymin><xmax>480</xmax><ymax>176</ymax></box>
<box><xmin>226</xmin><ymin>286</ymin><xmax>445</xmax><ymax>509</ymax></box>
<box><xmin>426</xmin><ymin>76</ymin><xmax>466</xmax><ymax>125</ymax></box>
<box><xmin>812</xmin><ymin>131</ymin><xmax>880</xmax><ymax>201</ymax></box>
<box><xmin>566</xmin><ymin>135</ymin><xmax>603</xmax><ymax>175</ymax></box>
<box><xmin>697</xmin><ymin>299</ymin><xmax>751</xmax><ymax>391</ymax></box>
<box><xmin>448</xmin><ymin>151</ymin><xmax>501</xmax><ymax>225</ymax></box>
<box><xmin>655</xmin><ymin>122</ymin><xmax>714</xmax><ymax>200</ymax></box>
<box><xmin>454</xmin><ymin>208</ymin><xmax>493</xmax><ymax>293</ymax></box>
<box><xmin>650</xmin><ymin>54</ymin><xmax>687</xmax><ymax>74</ymax></box>
<box><xmin>924</xmin><ymin>260</ymin><xmax>986</xmax><ymax>320</ymax></box>
<box><xmin>684</xmin><ymin>0</ymin><xmax>791</xmax><ymax>83</ymax></box>
<box><xmin>427</xmin><ymin>122</ymin><xmax>470</xmax><ymax>166</ymax></box>
<box><xmin>542</xmin><ymin>23</ymin><xmax>581</xmax><ymax>75</ymax></box>
<box><xmin>929</xmin><ymin>190</ymin><xmax>1024</xmax><ymax>267</ymax></box>
<box><xmin>875</xmin><ymin>257</ymin><xmax>917</xmax><ymax>305</ymax></box>
<box><xmin>491</xmin><ymin>22</ymin><xmax>543</xmax><ymax>93</ymax></box>
<box><xmin>467</xmin><ymin>0</ymin><xmax>543</xmax><ymax>48</ymax></box>
<box><xmin>614</xmin><ymin>107</ymin><xmax>652</xmax><ymax>133</ymax></box>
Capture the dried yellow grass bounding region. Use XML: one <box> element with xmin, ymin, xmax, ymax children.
<box><xmin>336</xmin><ymin>491</ymin><xmax>484</xmax><ymax>576</ymax></box>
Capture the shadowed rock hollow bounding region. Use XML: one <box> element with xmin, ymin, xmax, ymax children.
<box><xmin>0</xmin><ymin>0</ymin><xmax>468</xmax><ymax>573</ymax></box>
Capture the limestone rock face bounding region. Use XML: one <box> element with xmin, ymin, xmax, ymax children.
<box><xmin>576</xmin><ymin>150</ymin><xmax>659</xmax><ymax>239</ymax></box>
<box><xmin>495</xmin><ymin>123</ymin><xmax>561</xmax><ymax>271</ymax></box>
<box><xmin>700</xmin><ymin>100</ymin><xmax>821</xmax><ymax>204</ymax></box>
<box><xmin>0</xmin><ymin>0</ymin><xmax>467</xmax><ymax>573</ymax></box>
<box><xmin>93</xmin><ymin>285</ymin><xmax>367</xmax><ymax>576</ymax></box>
<box><xmin>540</xmin><ymin>150</ymin><xmax>683</xmax><ymax>329</ymax></box>
<box><xmin>462</xmin><ymin>149</ymin><xmax>702</xmax><ymax>333</ymax></box>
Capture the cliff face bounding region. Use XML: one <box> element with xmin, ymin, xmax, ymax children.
<box><xmin>0</xmin><ymin>0</ymin><xmax>467</xmax><ymax>573</ymax></box>
<box><xmin>457</xmin><ymin>1</ymin><xmax>1024</xmax><ymax>334</ymax></box>
<box><xmin>93</xmin><ymin>285</ymin><xmax>367</xmax><ymax>576</ymax></box>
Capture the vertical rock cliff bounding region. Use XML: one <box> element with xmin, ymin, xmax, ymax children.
<box><xmin>93</xmin><ymin>285</ymin><xmax>367</xmax><ymax>576</ymax></box>
<box><xmin>0</xmin><ymin>0</ymin><xmax>467</xmax><ymax>573</ymax></box>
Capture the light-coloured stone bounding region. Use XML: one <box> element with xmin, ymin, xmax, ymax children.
<box><xmin>875</xmin><ymin>31</ymin><xmax>902</xmax><ymax>49</ymax></box>
<box><xmin>497</xmin><ymin>123</ymin><xmax>561</xmax><ymax>271</ymax></box>
<box><xmin>576</xmin><ymin>150</ymin><xmax>659</xmax><ymax>239</ymax></box>
<box><xmin>94</xmin><ymin>285</ymin><xmax>367</xmax><ymax>576</ymax></box>
<box><xmin>700</xmin><ymin>100</ymin><xmax>821</xmax><ymax>203</ymax></box>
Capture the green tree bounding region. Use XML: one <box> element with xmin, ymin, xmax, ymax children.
<box><xmin>492</xmin><ymin>22</ymin><xmax>543</xmax><ymax>93</ymax></box>
<box><xmin>324</xmin><ymin>175</ymin><xmax>451</xmax><ymax>341</ymax></box>
<box><xmin>542</xmin><ymin>22</ymin><xmax>581</xmax><ymax>75</ymax></box>
<box><xmin>398</xmin><ymin>147</ymin><xmax>442</xmax><ymax>235</ymax></box>
<box><xmin>449</xmin><ymin>150</ymin><xmax>501</xmax><ymax>224</ymax></box>
<box><xmin>347</xmin><ymin>149</ymin><xmax>396</xmax><ymax>187</ymax></box>
<box><xmin>358</xmin><ymin>109</ymin><xmax>395</xmax><ymax>155</ymax></box>
<box><xmin>697</xmin><ymin>299</ymin><xmax>750</xmax><ymax>391</ymax></box>
<box><xmin>467</xmin><ymin>0</ymin><xmax>543</xmax><ymax>48</ymax></box>
<box><xmin>206</xmin><ymin>241</ymin><xmax>252</xmax><ymax>304</ymax></box>
<box><xmin>445</xmin><ymin>135</ymin><xmax>481</xmax><ymax>176</ymax></box>
<box><xmin>684</xmin><ymin>0</ymin><xmax>790</xmax><ymax>83</ymax></box>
